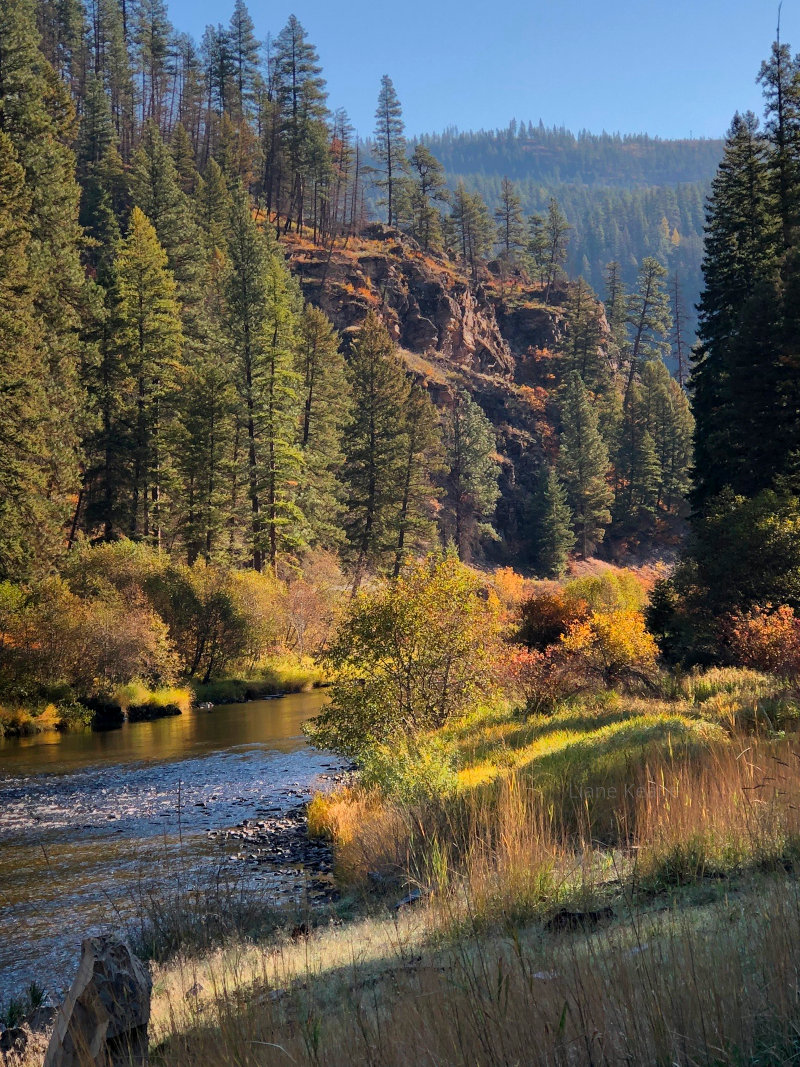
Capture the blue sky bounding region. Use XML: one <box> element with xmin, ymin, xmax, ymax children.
<box><xmin>167</xmin><ymin>0</ymin><xmax>797</xmax><ymax>140</ymax></box>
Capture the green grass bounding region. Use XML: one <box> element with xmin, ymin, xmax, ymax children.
<box><xmin>0</xmin><ymin>699</ymin><xmax>94</xmax><ymax>737</ymax></box>
<box><xmin>365</xmin><ymin>691</ymin><xmax>723</xmax><ymax>800</ymax></box>
<box><xmin>192</xmin><ymin>655</ymin><xmax>324</xmax><ymax>705</ymax></box>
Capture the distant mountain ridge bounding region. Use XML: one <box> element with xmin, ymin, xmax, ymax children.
<box><xmin>418</xmin><ymin>123</ymin><xmax>723</xmax><ymax>188</ymax></box>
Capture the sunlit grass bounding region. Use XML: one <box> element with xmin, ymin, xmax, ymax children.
<box><xmin>115</xmin><ymin>682</ymin><xmax>193</xmax><ymax>714</ymax></box>
<box><xmin>191</xmin><ymin>654</ymin><xmax>324</xmax><ymax>705</ymax></box>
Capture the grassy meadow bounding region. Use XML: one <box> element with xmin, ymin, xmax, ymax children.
<box><xmin>140</xmin><ymin>660</ymin><xmax>800</xmax><ymax>1066</ymax></box>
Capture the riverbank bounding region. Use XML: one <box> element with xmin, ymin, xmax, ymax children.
<box><xmin>145</xmin><ymin>864</ymin><xmax>800</xmax><ymax>1066</ymax></box>
<box><xmin>0</xmin><ymin>691</ymin><xmax>339</xmax><ymax>1002</ymax></box>
<box><xmin>140</xmin><ymin>675</ymin><xmax>800</xmax><ymax>1065</ymax></box>
<box><xmin>0</xmin><ymin>657</ymin><xmax>325</xmax><ymax>739</ymax></box>
<box><xmin>190</xmin><ymin>656</ymin><xmax>326</xmax><ymax>707</ymax></box>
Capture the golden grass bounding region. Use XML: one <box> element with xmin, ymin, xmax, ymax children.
<box><xmin>148</xmin><ymin>871</ymin><xmax>800</xmax><ymax>1066</ymax></box>
<box><xmin>141</xmin><ymin>676</ymin><xmax>800</xmax><ymax>1066</ymax></box>
<box><xmin>115</xmin><ymin>682</ymin><xmax>193</xmax><ymax>714</ymax></box>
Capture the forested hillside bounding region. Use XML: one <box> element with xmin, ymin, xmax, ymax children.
<box><xmin>0</xmin><ymin>0</ymin><xmax>693</xmax><ymax>591</ymax></box>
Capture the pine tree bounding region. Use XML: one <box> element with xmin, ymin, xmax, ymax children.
<box><xmin>623</xmin><ymin>256</ymin><xmax>671</xmax><ymax>406</ymax></box>
<box><xmin>373</xmin><ymin>75</ymin><xmax>407</xmax><ymax>227</ymax></box>
<box><xmin>441</xmin><ymin>390</ymin><xmax>501</xmax><ymax>561</ymax></box>
<box><xmin>77</xmin><ymin>71</ymin><xmax>126</xmax><ymax>270</ymax></box>
<box><xmin>494</xmin><ymin>176</ymin><xmax>526</xmax><ymax>268</ymax></box>
<box><xmin>224</xmin><ymin>185</ymin><xmax>304</xmax><ymax>571</ymax></box>
<box><xmin>296</xmin><ymin>304</ymin><xmax>350</xmax><ymax>547</ymax></box>
<box><xmin>450</xmin><ymin>183</ymin><xmax>495</xmax><ymax>280</ymax></box>
<box><xmin>195</xmin><ymin>157</ymin><xmax>231</xmax><ymax>255</ymax></box>
<box><xmin>173</xmin><ymin>349</ymin><xmax>237</xmax><ymax>564</ymax></box>
<box><xmin>691</xmin><ymin>111</ymin><xmax>778</xmax><ymax>506</ymax></box>
<box><xmin>0</xmin><ymin>132</ymin><xmax>57</xmax><ymax>577</ymax></box>
<box><xmin>205</xmin><ymin>22</ymin><xmax>237</xmax><ymax>119</ymax></box>
<box><xmin>562</xmin><ymin>277</ymin><xmax>611</xmax><ymax>394</ymax></box>
<box><xmin>0</xmin><ymin>0</ymin><xmax>93</xmax><ymax>557</ymax></box>
<box><xmin>227</xmin><ymin>0</ymin><xmax>261</xmax><ymax>119</ymax></box>
<box><xmin>170</xmin><ymin>121</ymin><xmax>198</xmax><ymax>194</ymax></box>
<box><xmin>90</xmin><ymin>0</ymin><xmax>135</xmax><ymax>158</ymax></box>
<box><xmin>131</xmin><ymin>120</ymin><xmax>206</xmax><ymax>324</ymax></box>
<box><xmin>341</xmin><ymin>312</ymin><xmax>411</xmax><ymax>589</ymax></box>
<box><xmin>530</xmin><ymin>197</ymin><xmax>570</xmax><ymax>302</ymax></box>
<box><xmin>393</xmin><ymin>383</ymin><xmax>443</xmax><ymax>576</ymax></box>
<box><xmin>531</xmin><ymin>466</ymin><xmax>574</xmax><ymax>578</ymax></box>
<box><xmin>406</xmin><ymin>143</ymin><xmax>448</xmax><ymax>249</ymax></box>
<box><xmin>613</xmin><ymin>381</ymin><xmax>661</xmax><ymax>527</ymax></box>
<box><xmin>36</xmin><ymin>0</ymin><xmax>88</xmax><ymax>100</ymax></box>
<box><xmin>257</xmin><ymin>250</ymin><xmax>305</xmax><ymax>573</ymax></box>
<box><xmin>670</xmin><ymin>271</ymin><xmax>689</xmax><ymax>388</ymax></box>
<box><xmin>558</xmin><ymin>372</ymin><xmax>612</xmax><ymax>558</ymax></box>
<box><xmin>172</xmin><ymin>253</ymin><xmax>238</xmax><ymax>563</ymax></box>
<box><xmin>640</xmin><ymin>359</ymin><xmax>693</xmax><ymax>511</ymax></box>
<box><xmin>603</xmin><ymin>260</ymin><xmax>629</xmax><ymax>372</ymax></box>
<box><xmin>757</xmin><ymin>40</ymin><xmax>800</xmax><ymax>251</ymax></box>
<box><xmin>132</xmin><ymin>0</ymin><xmax>173</xmax><ymax>127</ymax></box>
<box><xmin>272</xmin><ymin>16</ymin><xmax>328</xmax><ymax>233</ymax></box>
<box><xmin>114</xmin><ymin>207</ymin><xmax>183</xmax><ymax>545</ymax></box>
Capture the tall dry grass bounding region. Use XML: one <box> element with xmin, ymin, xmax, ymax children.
<box><xmin>310</xmin><ymin>729</ymin><xmax>800</xmax><ymax>922</ymax></box>
<box><xmin>134</xmin><ymin>722</ymin><xmax>800</xmax><ymax>1066</ymax></box>
<box><xmin>150</xmin><ymin>872</ymin><xmax>800</xmax><ymax>1066</ymax></box>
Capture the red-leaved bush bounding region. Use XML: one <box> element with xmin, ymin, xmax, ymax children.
<box><xmin>501</xmin><ymin>646</ymin><xmax>582</xmax><ymax>713</ymax></box>
<box><xmin>724</xmin><ymin>604</ymin><xmax>800</xmax><ymax>677</ymax></box>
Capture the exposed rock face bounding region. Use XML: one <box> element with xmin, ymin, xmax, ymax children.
<box><xmin>287</xmin><ymin>225</ymin><xmax>514</xmax><ymax>377</ymax></box>
<box><xmin>495</xmin><ymin>293</ymin><xmax>567</xmax><ymax>354</ymax></box>
<box><xmin>43</xmin><ymin>937</ymin><xmax>151</xmax><ymax>1067</ymax></box>
<box><xmin>285</xmin><ymin>226</ymin><xmax>600</xmax><ymax>557</ymax></box>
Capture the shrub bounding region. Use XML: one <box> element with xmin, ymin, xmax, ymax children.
<box><xmin>491</xmin><ymin>567</ymin><xmax>534</xmax><ymax>612</ymax></box>
<box><xmin>564</xmin><ymin>568</ymin><xmax>649</xmax><ymax>614</ymax></box>
<box><xmin>501</xmin><ymin>646</ymin><xmax>582</xmax><ymax>713</ymax></box>
<box><xmin>274</xmin><ymin>549</ymin><xmax>346</xmax><ymax>656</ymax></box>
<box><xmin>360</xmin><ymin>737</ymin><xmax>460</xmax><ymax>802</ymax></box>
<box><xmin>516</xmin><ymin>590</ymin><xmax>588</xmax><ymax>651</ymax></box>
<box><xmin>306</xmin><ymin>554</ymin><xmax>502</xmax><ymax>758</ymax></box>
<box><xmin>0</xmin><ymin>577</ymin><xmax>178</xmax><ymax>700</ymax></box>
<box><xmin>724</xmin><ymin>604</ymin><xmax>800</xmax><ymax>677</ymax></box>
<box><xmin>561</xmin><ymin>609</ymin><xmax>658</xmax><ymax>688</ymax></box>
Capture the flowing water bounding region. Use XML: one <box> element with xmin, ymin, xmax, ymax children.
<box><xmin>0</xmin><ymin>691</ymin><xmax>340</xmax><ymax>1000</ymax></box>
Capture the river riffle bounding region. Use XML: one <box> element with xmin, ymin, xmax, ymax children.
<box><xmin>0</xmin><ymin>691</ymin><xmax>342</xmax><ymax>1000</ymax></box>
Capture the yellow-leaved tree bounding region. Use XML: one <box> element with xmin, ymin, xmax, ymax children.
<box><xmin>561</xmin><ymin>609</ymin><xmax>657</xmax><ymax>687</ymax></box>
<box><xmin>305</xmin><ymin>553</ymin><xmax>502</xmax><ymax>758</ymax></box>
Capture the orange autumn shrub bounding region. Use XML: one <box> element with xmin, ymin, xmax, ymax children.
<box><xmin>725</xmin><ymin>604</ymin><xmax>800</xmax><ymax>677</ymax></box>
<box><xmin>516</xmin><ymin>590</ymin><xmax>589</xmax><ymax>651</ymax></box>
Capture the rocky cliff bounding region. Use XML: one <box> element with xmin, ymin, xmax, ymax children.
<box><xmin>284</xmin><ymin>225</ymin><xmax>581</xmax><ymax>557</ymax></box>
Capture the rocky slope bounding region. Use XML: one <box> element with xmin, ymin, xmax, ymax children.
<box><xmin>284</xmin><ymin>224</ymin><xmax>580</xmax><ymax>556</ymax></box>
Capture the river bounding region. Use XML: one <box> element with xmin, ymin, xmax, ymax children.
<box><xmin>0</xmin><ymin>691</ymin><xmax>339</xmax><ymax>1001</ymax></box>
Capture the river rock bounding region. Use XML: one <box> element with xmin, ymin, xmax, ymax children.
<box><xmin>43</xmin><ymin>936</ymin><xmax>151</xmax><ymax>1067</ymax></box>
<box><xmin>0</xmin><ymin>1026</ymin><xmax>27</xmax><ymax>1054</ymax></box>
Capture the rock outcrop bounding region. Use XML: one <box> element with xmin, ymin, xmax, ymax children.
<box><xmin>287</xmin><ymin>224</ymin><xmax>514</xmax><ymax>378</ymax></box>
<box><xmin>43</xmin><ymin>937</ymin><xmax>151</xmax><ymax>1067</ymax></box>
<box><xmin>284</xmin><ymin>225</ymin><xmax>601</xmax><ymax>557</ymax></box>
